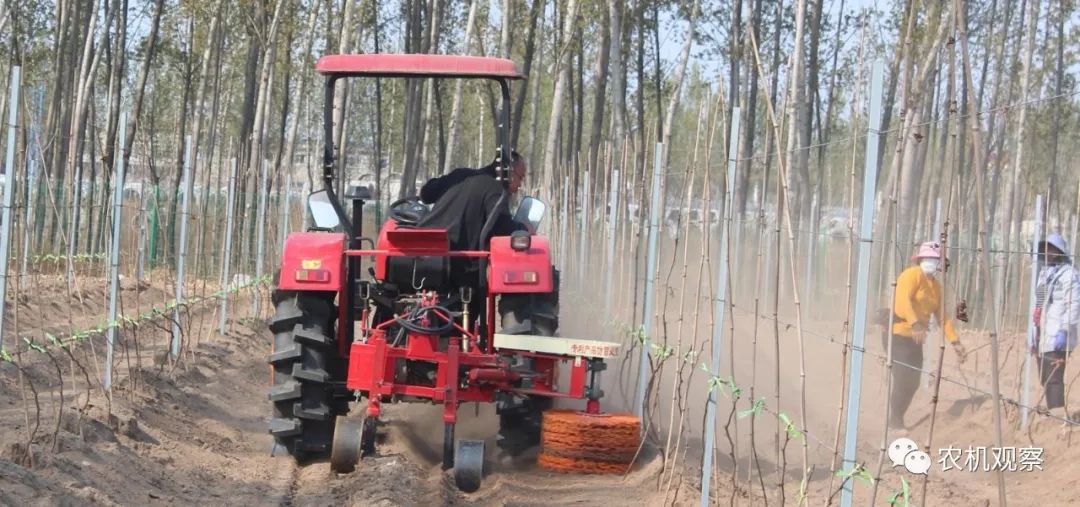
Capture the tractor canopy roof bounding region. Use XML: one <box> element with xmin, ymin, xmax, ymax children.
<box><xmin>316</xmin><ymin>54</ymin><xmax>524</xmax><ymax>80</ymax></box>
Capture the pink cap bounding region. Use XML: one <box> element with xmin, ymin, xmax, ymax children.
<box><xmin>911</xmin><ymin>241</ymin><xmax>942</xmax><ymax>262</ymax></box>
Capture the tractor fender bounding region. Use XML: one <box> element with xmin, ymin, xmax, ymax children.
<box><xmin>488</xmin><ymin>235</ymin><xmax>553</xmax><ymax>294</ymax></box>
<box><xmin>277</xmin><ymin>231</ymin><xmax>347</xmax><ymax>292</ymax></box>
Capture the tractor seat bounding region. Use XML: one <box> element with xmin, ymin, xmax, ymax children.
<box><xmin>385</xmin><ymin>255</ymin><xmax>449</xmax><ymax>290</ymax></box>
<box><xmin>377</xmin><ymin>223</ymin><xmax>453</xmax><ymax>291</ymax></box>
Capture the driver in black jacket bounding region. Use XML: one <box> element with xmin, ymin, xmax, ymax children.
<box><xmin>417</xmin><ymin>152</ymin><xmax>552</xmax><ymax>458</ymax></box>
<box><xmin>416</xmin><ymin>151</ymin><xmax>529</xmax><ymax>250</ymax></box>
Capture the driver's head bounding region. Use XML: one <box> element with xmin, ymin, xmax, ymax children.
<box><xmin>508</xmin><ymin>151</ymin><xmax>526</xmax><ymax>194</ymax></box>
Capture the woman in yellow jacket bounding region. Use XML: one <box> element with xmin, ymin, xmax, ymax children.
<box><xmin>885</xmin><ymin>242</ymin><xmax>968</xmax><ymax>429</ymax></box>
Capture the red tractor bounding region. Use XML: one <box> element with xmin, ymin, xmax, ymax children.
<box><xmin>268</xmin><ymin>54</ymin><xmax>630</xmax><ymax>492</ymax></box>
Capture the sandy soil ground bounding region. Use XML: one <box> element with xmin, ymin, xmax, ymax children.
<box><xmin>0</xmin><ymin>276</ymin><xmax>687</xmax><ymax>507</ymax></box>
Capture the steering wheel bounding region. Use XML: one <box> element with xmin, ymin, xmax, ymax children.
<box><xmin>388</xmin><ymin>197</ymin><xmax>428</xmax><ymax>226</ymax></box>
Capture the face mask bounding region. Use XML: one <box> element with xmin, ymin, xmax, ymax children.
<box><xmin>920</xmin><ymin>259</ymin><xmax>940</xmax><ymax>276</ymax></box>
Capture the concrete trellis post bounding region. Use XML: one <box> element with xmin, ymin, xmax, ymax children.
<box><xmin>0</xmin><ymin>66</ymin><xmax>21</xmax><ymax>354</ymax></box>
<box><xmin>104</xmin><ymin>114</ymin><xmax>127</xmax><ymax>388</ymax></box>
<box><xmin>578</xmin><ymin>170</ymin><xmax>590</xmax><ymax>288</ymax></box>
<box><xmin>254</xmin><ymin>159</ymin><xmax>269</xmax><ymax>317</ymax></box>
<box><xmin>1020</xmin><ymin>194</ymin><xmax>1043</xmax><ymax>428</ymax></box>
<box><xmin>634</xmin><ymin>143</ymin><xmax>664</xmax><ymax>417</ymax></box>
<box><xmin>219</xmin><ymin>159</ymin><xmax>238</xmax><ymax>335</ymax></box>
<box><xmin>603</xmin><ymin>169</ymin><xmax>620</xmax><ymax>313</ymax></box>
<box><xmin>840</xmin><ymin>60</ymin><xmax>884</xmax><ymax>507</ymax></box>
<box><xmin>171</xmin><ymin>136</ymin><xmax>194</xmax><ymax>359</ymax></box>
<box><xmin>700</xmin><ymin>108</ymin><xmax>740</xmax><ymax>506</ymax></box>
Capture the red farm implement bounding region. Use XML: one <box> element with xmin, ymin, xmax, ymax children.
<box><xmin>268</xmin><ymin>54</ymin><xmax>638</xmax><ymax>492</ymax></box>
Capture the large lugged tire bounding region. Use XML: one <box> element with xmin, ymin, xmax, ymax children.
<box><xmin>268</xmin><ymin>291</ymin><xmax>339</xmax><ymax>461</ymax></box>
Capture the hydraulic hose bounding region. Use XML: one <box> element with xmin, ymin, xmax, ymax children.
<box><xmin>396</xmin><ymin>305</ymin><xmax>456</xmax><ymax>335</ymax></box>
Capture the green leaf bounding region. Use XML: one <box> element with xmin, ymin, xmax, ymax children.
<box><xmin>635</xmin><ymin>326</ymin><xmax>648</xmax><ymax>345</ymax></box>
<box><xmin>835</xmin><ymin>463</ymin><xmax>875</xmax><ymax>487</ymax></box>
<box><xmin>22</xmin><ymin>338</ymin><xmax>45</xmax><ymax>354</ymax></box>
<box><xmin>738</xmin><ymin>398</ymin><xmax>764</xmax><ymax>419</ymax></box>
<box><xmin>779</xmin><ymin>412</ymin><xmax>803</xmax><ymax>441</ymax></box>
<box><xmin>650</xmin><ymin>343</ymin><xmax>673</xmax><ymax>360</ymax></box>
<box><xmin>707</xmin><ymin>375</ymin><xmax>727</xmax><ymax>393</ymax></box>
<box><xmin>887</xmin><ymin>477</ymin><xmax>911</xmax><ymax>506</ymax></box>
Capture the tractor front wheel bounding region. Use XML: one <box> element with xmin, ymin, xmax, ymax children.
<box><xmin>268</xmin><ymin>291</ymin><xmax>339</xmax><ymax>461</ymax></box>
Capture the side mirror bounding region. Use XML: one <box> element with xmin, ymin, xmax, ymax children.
<box><xmin>514</xmin><ymin>196</ymin><xmax>546</xmax><ymax>232</ymax></box>
<box><xmin>308</xmin><ymin>190</ymin><xmax>341</xmax><ymax>229</ymax></box>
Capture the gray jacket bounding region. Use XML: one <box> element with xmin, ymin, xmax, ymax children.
<box><xmin>1035</xmin><ymin>263</ymin><xmax>1080</xmax><ymax>354</ymax></box>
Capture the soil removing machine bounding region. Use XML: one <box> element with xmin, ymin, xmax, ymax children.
<box><xmin>268</xmin><ymin>54</ymin><xmax>640</xmax><ymax>492</ymax></box>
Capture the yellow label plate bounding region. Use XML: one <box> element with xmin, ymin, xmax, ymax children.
<box><xmin>301</xmin><ymin>259</ymin><xmax>322</xmax><ymax>269</ymax></box>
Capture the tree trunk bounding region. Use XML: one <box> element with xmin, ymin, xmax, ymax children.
<box><xmin>523</xmin><ymin>9</ymin><xmax>544</xmax><ymax>176</ymax></box>
<box><xmin>587</xmin><ymin>5</ymin><xmax>611</xmax><ymax>176</ymax></box>
<box><xmin>500</xmin><ymin>0</ymin><xmax>513</xmax><ymax>58</ymax></box>
<box><xmin>331</xmin><ymin>0</ymin><xmax>357</xmax><ymax>176</ymax></box>
<box><xmin>281</xmin><ymin>1</ymin><xmax>321</xmax><ymax>189</ymax></box>
<box><xmin>541</xmin><ymin>0</ymin><xmax>582</xmax><ymax>201</ymax></box>
<box><xmin>1048</xmin><ymin>0</ymin><xmax>1067</xmax><ymax>222</ymax></box>
<box><xmin>417</xmin><ymin>0</ymin><xmax>443</xmax><ymax>182</ymax></box>
<box><xmin>817</xmin><ymin>0</ymin><xmax>846</xmax><ymax>207</ymax></box>
<box><xmin>397</xmin><ymin>1</ymin><xmax>428</xmax><ymax>198</ymax></box>
<box><xmin>736</xmin><ymin>0</ymin><xmax>763</xmax><ymax>215</ymax></box>
<box><xmin>607</xmin><ymin>0</ymin><xmax>625</xmax><ymax>174</ymax></box>
<box><xmin>660</xmin><ymin>0</ymin><xmax>700</xmax><ymax>170</ymax></box>
<box><xmin>168</xmin><ymin>20</ymin><xmax>196</xmax><ymax>264</ymax></box>
<box><xmin>190</xmin><ymin>1</ymin><xmax>225</xmax><ymax>192</ymax></box>
<box><xmin>435</xmin><ymin>0</ymin><xmax>477</xmax><ymax>172</ymax></box>
<box><xmin>123</xmin><ymin>0</ymin><xmax>164</xmax><ymax>169</ymax></box>
<box><xmin>782</xmin><ymin>0</ymin><xmax>808</xmax><ymax>227</ymax></box>
<box><xmin>996</xmin><ymin>0</ymin><xmax>1039</xmax><ymax>312</ymax></box>
<box><xmin>511</xmin><ymin>0</ymin><xmax>542</xmax><ymax>148</ymax></box>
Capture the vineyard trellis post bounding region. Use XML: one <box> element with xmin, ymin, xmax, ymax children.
<box><xmin>19</xmin><ymin>157</ymin><xmax>36</xmax><ymax>277</ymax></box>
<box><xmin>172</xmin><ymin>136</ymin><xmax>194</xmax><ymax>359</ymax></box>
<box><xmin>578</xmin><ymin>170</ymin><xmax>590</xmax><ymax>288</ymax></box>
<box><xmin>634</xmin><ymin>142</ymin><xmax>664</xmax><ymax>417</ymax></box>
<box><xmin>1020</xmin><ymin>194</ymin><xmax>1043</xmax><ymax>429</ymax></box>
<box><xmin>840</xmin><ymin>60</ymin><xmax>884</xmax><ymax>507</ymax></box>
<box><xmin>219</xmin><ymin>158</ymin><xmax>238</xmax><ymax>335</ymax></box>
<box><xmin>149</xmin><ymin>183</ymin><xmax>160</xmax><ymax>267</ymax></box>
<box><xmin>0</xmin><ymin>65</ymin><xmax>21</xmax><ymax>354</ymax></box>
<box><xmin>560</xmin><ymin>175</ymin><xmax>568</xmax><ymax>264</ymax></box>
<box><xmin>700</xmin><ymin>107</ymin><xmax>739</xmax><ymax>507</ymax></box>
<box><xmin>104</xmin><ymin>113</ymin><xmax>127</xmax><ymax>389</ymax></box>
<box><xmin>926</xmin><ymin>196</ymin><xmax>943</xmax><ymax>387</ymax></box>
<box><xmin>136</xmin><ymin>179</ymin><xmax>148</xmax><ymax>281</ymax></box>
<box><xmin>280</xmin><ymin>171</ymin><xmax>292</xmax><ymax>253</ymax></box>
<box><xmin>603</xmin><ymin>169</ymin><xmax>620</xmax><ymax>313</ymax></box>
<box><xmin>254</xmin><ymin>159</ymin><xmax>269</xmax><ymax>317</ymax></box>
<box><xmin>65</xmin><ymin>163</ymin><xmax>82</xmax><ymax>286</ymax></box>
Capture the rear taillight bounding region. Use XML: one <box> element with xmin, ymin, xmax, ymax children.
<box><xmin>503</xmin><ymin>271</ymin><xmax>539</xmax><ymax>284</ymax></box>
<box><xmin>295</xmin><ymin>269</ymin><xmax>330</xmax><ymax>282</ymax></box>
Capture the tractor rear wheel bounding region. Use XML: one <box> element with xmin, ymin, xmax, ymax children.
<box><xmin>268</xmin><ymin>291</ymin><xmax>339</xmax><ymax>461</ymax></box>
<box><xmin>496</xmin><ymin>270</ymin><xmax>559</xmax><ymax>456</ymax></box>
